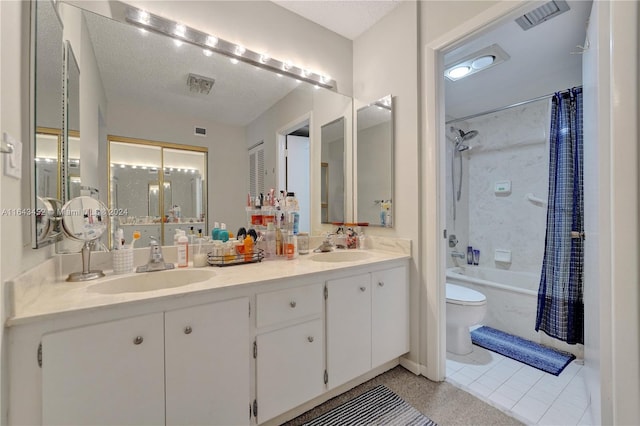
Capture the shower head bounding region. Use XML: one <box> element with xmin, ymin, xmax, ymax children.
<box><xmin>450</xmin><ymin>126</ymin><xmax>479</xmax><ymax>142</ymax></box>
<box><xmin>456</xmin><ymin>144</ymin><xmax>470</xmax><ymax>152</ymax></box>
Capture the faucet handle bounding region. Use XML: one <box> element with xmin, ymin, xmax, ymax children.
<box><xmin>149</xmin><ymin>236</ymin><xmax>159</xmax><ymax>245</ymax></box>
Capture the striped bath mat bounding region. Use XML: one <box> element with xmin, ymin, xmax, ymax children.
<box><xmin>471</xmin><ymin>326</ymin><xmax>576</xmax><ymax>376</ymax></box>
<box><xmin>303</xmin><ymin>385</ymin><xmax>437</xmax><ymax>426</ymax></box>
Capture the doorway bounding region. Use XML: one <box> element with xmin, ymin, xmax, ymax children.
<box><xmin>277</xmin><ymin>116</ymin><xmax>311</xmax><ymax>234</ymax></box>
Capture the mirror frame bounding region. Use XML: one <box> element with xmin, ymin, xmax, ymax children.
<box><xmin>30</xmin><ymin>0</ymin><xmax>65</xmax><ymax>248</ymax></box>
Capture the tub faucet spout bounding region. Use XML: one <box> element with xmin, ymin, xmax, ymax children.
<box><xmin>450</xmin><ymin>250</ymin><xmax>465</xmax><ymax>259</ymax></box>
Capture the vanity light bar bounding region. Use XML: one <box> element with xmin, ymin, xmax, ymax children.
<box><xmin>124</xmin><ymin>7</ymin><xmax>336</xmax><ymax>90</ymax></box>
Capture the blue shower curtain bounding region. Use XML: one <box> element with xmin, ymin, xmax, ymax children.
<box><xmin>535</xmin><ymin>87</ymin><xmax>584</xmax><ymax>345</ymax></box>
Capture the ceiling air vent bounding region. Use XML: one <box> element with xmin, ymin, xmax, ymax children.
<box><xmin>187</xmin><ymin>73</ymin><xmax>215</xmax><ymax>95</ymax></box>
<box><xmin>515</xmin><ymin>0</ymin><xmax>570</xmax><ymax>30</ymax></box>
<box><xmin>194</xmin><ymin>127</ymin><xmax>207</xmax><ymax>137</ymax></box>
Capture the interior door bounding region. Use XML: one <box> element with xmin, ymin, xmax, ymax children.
<box><xmin>286</xmin><ymin>135</ymin><xmax>310</xmax><ymax>233</ymax></box>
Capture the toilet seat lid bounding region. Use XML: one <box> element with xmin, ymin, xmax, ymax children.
<box><xmin>446</xmin><ymin>283</ymin><xmax>486</xmax><ymax>305</ymax></box>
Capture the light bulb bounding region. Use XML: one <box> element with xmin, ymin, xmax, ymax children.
<box><xmin>260</xmin><ymin>53</ymin><xmax>270</xmax><ymax>63</ymax></box>
<box><xmin>138</xmin><ymin>10</ymin><xmax>150</xmax><ymax>24</ymax></box>
<box><xmin>448</xmin><ymin>65</ymin><xmax>471</xmax><ymax>79</ymax></box>
<box><xmin>235</xmin><ymin>45</ymin><xmax>246</xmax><ymax>56</ymax></box>
<box><xmin>282</xmin><ymin>61</ymin><xmax>292</xmax><ymax>71</ymax></box>
<box><xmin>206</xmin><ymin>35</ymin><xmax>218</xmax><ymax>47</ymax></box>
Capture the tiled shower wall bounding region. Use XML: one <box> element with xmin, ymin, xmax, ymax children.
<box><xmin>449</xmin><ymin>99</ymin><xmax>550</xmax><ymax>274</ymax></box>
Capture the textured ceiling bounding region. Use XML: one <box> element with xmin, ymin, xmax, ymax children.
<box><xmin>445</xmin><ymin>0</ymin><xmax>592</xmax><ymax>120</ymax></box>
<box><xmin>272</xmin><ymin>0</ymin><xmax>402</xmax><ymax>40</ymax></box>
<box><xmin>84</xmin><ymin>10</ymin><xmax>304</xmax><ymax>127</ymax></box>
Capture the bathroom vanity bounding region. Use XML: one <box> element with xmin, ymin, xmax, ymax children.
<box><xmin>6</xmin><ymin>244</ymin><xmax>410</xmax><ymax>425</ymax></box>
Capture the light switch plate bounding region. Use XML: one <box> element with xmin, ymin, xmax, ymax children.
<box><xmin>3</xmin><ymin>132</ymin><xmax>22</xmax><ymax>180</ymax></box>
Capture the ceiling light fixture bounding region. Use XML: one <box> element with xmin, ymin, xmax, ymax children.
<box><xmin>444</xmin><ymin>44</ymin><xmax>510</xmax><ymax>81</ymax></box>
<box><xmin>123</xmin><ymin>6</ymin><xmax>335</xmax><ymax>89</ymax></box>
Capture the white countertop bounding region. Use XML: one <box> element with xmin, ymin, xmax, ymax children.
<box><xmin>7</xmin><ymin>241</ymin><xmax>410</xmax><ymax>327</ymax></box>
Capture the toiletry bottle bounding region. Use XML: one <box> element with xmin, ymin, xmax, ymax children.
<box><xmin>177</xmin><ymin>231</ymin><xmax>189</xmax><ymax>267</ymax></box>
<box><xmin>244</xmin><ymin>234</ymin><xmax>254</xmax><ymax>262</ymax></box>
<box><xmin>189</xmin><ymin>226</ymin><xmax>195</xmax><ymax>243</ymax></box>
<box><xmin>211</xmin><ymin>221</ymin><xmax>220</xmax><ymax>240</ymax></box>
<box><xmin>473</xmin><ymin>249</ymin><xmax>480</xmax><ymax>265</ymax></box>
<box><xmin>286</xmin><ymin>231</ymin><xmax>296</xmax><ymax>260</ymax></box>
<box><xmin>219</xmin><ymin>223</ymin><xmax>229</xmax><ymax>242</ymax></box>
<box><xmin>276</xmin><ymin>227</ymin><xmax>283</xmax><ymax>256</ymax></box>
<box><xmin>265</xmin><ymin>223</ymin><xmax>276</xmax><ymax>260</ymax></box>
<box><xmin>467</xmin><ymin>246</ymin><xmax>473</xmax><ymax>265</ymax></box>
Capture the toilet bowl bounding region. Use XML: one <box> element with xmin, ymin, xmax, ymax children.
<box><xmin>446</xmin><ymin>283</ymin><xmax>487</xmax><ymax>355</ymax></box>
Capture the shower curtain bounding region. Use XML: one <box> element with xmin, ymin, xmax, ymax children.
<box><xmin>535</xmin><ymin>87</ymin><xmax>584</xmax><ymax>345</ymax></box>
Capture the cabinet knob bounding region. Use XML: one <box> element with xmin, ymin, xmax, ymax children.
<box><xmin>290</xmin><ymin>301</ymin><xmax>297</xmax><ymax>308</ymax></box>
<box><xmin>360</xmin><ymin>286</ymin><xmax>366</xmax><ymax>292</ymax></box>
<box><xmin>307</xmin><ymin>336</ymin><xmax>314</xmax><ymax>343</ymax></box>
<box><xmin>184</xmin><ymin>326</ymin><xmax>193</xmax><ymax>335</ymax></box>
<box><xmin>133</xmin><ymin>336</ymin><xmax>143</xmax><ymax>345</ymax></box>
<box><xmin>378</xmin><ymin>281</ymin><xmax>385</xmax><ymax>287</ymax></box>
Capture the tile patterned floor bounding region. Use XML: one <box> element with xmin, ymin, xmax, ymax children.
<box><xmin>446</xmin><ymin>345</ymin><xmax>593</xmax><ymax>425</ymax></box>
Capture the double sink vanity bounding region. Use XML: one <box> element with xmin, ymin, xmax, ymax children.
<box><xmin>6</xmin><ymin>240</ymin><xmax>410</xmax><ymax>425</ymax></box>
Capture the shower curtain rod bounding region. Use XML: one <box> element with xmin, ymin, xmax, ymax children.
<box><xmin>445</xmin><ymin>85</ymin><xmax>583</xmax><ymax>125</ymax></box>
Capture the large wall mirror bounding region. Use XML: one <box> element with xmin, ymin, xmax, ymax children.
<box><xmin>32</xmin><ymin>0</ymin><xmax>355</xmax><ymax>247</ymax></box>
<box><xmin>31</xmin><ymin>0</ymin><xmax>64</xmax><ymax>247</ymax></box>
<box><xmin>320</xmin><ymin>117</ymin><xmax>345</xmax><ymax>224</ymax></box>
<box><xmin>356</xmin><ymin>95</ymin><xmax>394</xmax><ymax>227</ymax></box>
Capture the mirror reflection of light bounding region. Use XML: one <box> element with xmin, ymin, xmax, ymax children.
<box><xmin>202</xmin><ymin>49</ymin><xmax>213</xmax><ymax>57</ymax></box>
<box><xmin>120</xmin><ymin>164</ymin><xmax>125</xmax><ymax>168</ymax></box>
<box><xmin>138</xmin><ymin>10</ymin><xmax>150</xmax><ymax>24</ymax></box>
<box><xmin>174</xmin><ymin>24</ymin><xmax>186</xmax><ymax>38</ymax></box>
<box><xmin>138</xmin><ymin>28</ymin><xmax>147</xmax><ymax>35</ymax></box>
<box><xmin>229</xmin><ymin>58</ymin><xmax>239</xmax><ymax>65</ymax></box>
<box><xmin>173</xmin><ymin>39</ymin><xmax>183</xmax><ymax>47</ymax></box>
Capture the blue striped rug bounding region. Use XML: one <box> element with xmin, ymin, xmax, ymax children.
<box><xmin>470</xmin><ymin>326</ymin><xmax>576</xmax><ymax>376</ymax></box>
<box><xmin>303</xmin><ymin>385</ymin><xmax>437</xmax><ymax>426</ymax></box>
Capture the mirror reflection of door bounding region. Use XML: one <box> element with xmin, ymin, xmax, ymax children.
<box><xmin>286</xmin><ymin>133</ymin><xmax>310</xmax><ymax>233</ymax></box>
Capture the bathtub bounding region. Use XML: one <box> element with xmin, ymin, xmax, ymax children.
<box><xmin>446</xmin><ymin>266</ymin><xmax>583</xmax><ymax>357</ymax></box>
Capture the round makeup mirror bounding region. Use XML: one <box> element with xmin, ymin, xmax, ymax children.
<box><xmin>35</xmin><ymin>196</ymin><xmax>60</xmax><ymax>244</ymax></box>
<box><xmin>61</xmin><ymin>196</ymin><xmax>109</xmax><ymax>281</ymax></box>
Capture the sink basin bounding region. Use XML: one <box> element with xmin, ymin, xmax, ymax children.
<box><xmin>310</xmin><ymin>251</ymin><xmax>370</xmax><ymax>263</ymax></box>
<box><xmin>88</xmin><ymin>269</ymin><xmax>216</xmax><ymax>294</ymax></box>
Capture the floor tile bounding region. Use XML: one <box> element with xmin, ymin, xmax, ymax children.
<box><xmin>468</xmin><ymin>381</ymin><xmax>494</xmax><ymax>398</ymax></box>
<box><xmin>539</xmin><ymin>403</ymin><xmax>583</xmax><ymax>426</ymax></box>
<box><xmin>511</xmin><ymin>395</ymin><xmax>550</xmax><ymax>424</ymax></box>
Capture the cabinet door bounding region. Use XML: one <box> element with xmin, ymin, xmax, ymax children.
<box><xmin>326</xmin><ymin>273</ymin><xmax>372</xmax><ymax>389</ymax></box>
<box><xmin>165</xmin><ymin>297</ymin><xmax>250</xmax><ymax>426</ymax></box>
<box><xmin>372</xmin><ymin>266</ymin><xmax>409</xmax><ymax>367</ymax></box>
<box><xmin>42</xmin><ymin>313</ymin><xmax>165</xmax><ymax>426</ymax></box>
<box><xmin>256</xmin><ymin>319</ymin><xmax>324</xmax><ymax>423</ymax></box>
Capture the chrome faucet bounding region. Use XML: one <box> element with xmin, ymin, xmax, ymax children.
<box><xmin>450</xmin><ymin>250</ymin><xmax>466</xmax><ymax>259</ymax></box>
<box><xmin>136</xmin><ymin>237</ymin><xmax>175</xmax><ymax>272</ymax></box>
<box><xmin>314</xmin><ymin>233</ymin><xmax>335</xmax><ymax>253</ymax></box>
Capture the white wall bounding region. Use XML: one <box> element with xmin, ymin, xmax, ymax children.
<box><xmin>353</xmin><ymin>1</ymin><xmax>419</xmax><ymax>365</ymax></box>
<box><xmin>465</xmin><ymin>100</ymin><xmax>549</xmax><ymax>274</ymax></box>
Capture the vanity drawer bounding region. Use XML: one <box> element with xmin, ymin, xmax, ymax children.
<box><xmin>257</xmin><ymin>283</ymin><xmax>323</xmax><ymax>328</ymax></box>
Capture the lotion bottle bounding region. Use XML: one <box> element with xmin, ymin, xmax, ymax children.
<box><xmin>211</xmin><ymin>222</ymin><xmax>220</xmax><ymax>240</ymax></box>
<box><xmin>177</xmin><ymin>231</ymin><xmax>189</xmax><ymax>267</ymax></box>
<box><xmin>219</xmin><ymin>223</ymin><xmax>229</xmax><ymax>242</ymax></box>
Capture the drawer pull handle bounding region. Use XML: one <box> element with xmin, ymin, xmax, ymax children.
<box><xmin>290</xmin><ymin>301</ymin><xmax>297</xmax><ymax>308</ymax></box>
<box><xmin>378</xmin><ymin>281</ymin><xmax>385</xmax><ymax>287</ymax></box>
<box><xmin>308</xmin><ymin>336</ymin><xmax>314</xmax><ymax>343</ymax></box>
<box><xmin>133</xmin><ymin>336</ymin><xmax>143</xmax><ymax>345</ymax></box>
<box><xmin>184</xmin><ymin>326</ymin><xmax>193</xmax><ymax>335</ymax></box>
<box><xmin>360</xmin><ymin>286</ymin><xmax>366</xmax><ymax>292</ymax></box>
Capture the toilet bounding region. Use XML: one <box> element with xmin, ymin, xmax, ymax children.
<box><xmin>446</xmin><ymin>283</ymin><xmax>487</xmax><ymax>355</ymax></box>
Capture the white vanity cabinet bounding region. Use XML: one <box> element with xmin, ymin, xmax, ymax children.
<box><xmin>371</xmin><ymin>266</ymin><xmax>410</xmax><ymax>367</ymax></box>
<box><xmin>165</xmin><ymin>297</ymin><xmax>250</xmax><ymax>426</ymax></box>
<box><xmin>41</xmin><ymin>297</ymin><xmax>250</xmax><ymax>426</ymax></box>
<box><xmin>326</xmin><ymin>273</ymin><xmax>372</xmax><ymax>389</ymax></box>
<box><xmin>326</xmin><ymin>265</ymin><xmax>409</xmax><ymax>389</ymax></box>
<box><xmin>42</xmin><ymin>313</ymin><xmax>166</xmax><ymax>425</ymax></box>
<box><xmin>255</xmin><ymin>283</ymin><xmax>325</xmax><ymax>423</ymax></box>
